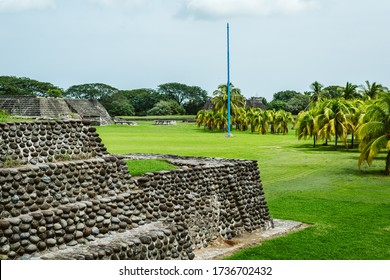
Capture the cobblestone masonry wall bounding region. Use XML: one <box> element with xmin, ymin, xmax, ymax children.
<box><xmin>0</xmin><ymin>120</ymin><xmax>108</xmax><ymax>167</ymax></box>
<box><xmin>0</xmin><ymin>121</ymin><xmax>273</xmax><ymax>260</ymax></box>
<box><xmin>127</xmin><ymin>154</ymin><xmax>272</xmax><ymax>249</ymax></box>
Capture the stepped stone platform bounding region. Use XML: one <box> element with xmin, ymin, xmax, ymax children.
<box><xmin>0</xmin><ymin>120</ymin><xmax>273</xmax><ymax>260</ymax></box>
<box><xmin>0</xmin><ymin>96</ymin><xmax>112</xmax><ymax>125</ymax></box>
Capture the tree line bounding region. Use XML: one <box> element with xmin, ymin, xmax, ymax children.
<box><xmin>197</xmin><ymin>81</ymin><xmax>390</xmax><ymax>175</ymax></box>
<box><xmin>0</xmin><ymin>76</ymin><xmax>208</xmax><ymax>116</ymax></box>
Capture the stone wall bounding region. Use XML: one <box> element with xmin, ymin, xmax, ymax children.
<box><xmin>0</xmin><ymin>157</ymin><xmax>133</xmax><ymax>219</ymax></box>
<box><xmin>126</xmin><ymin>155</ymin><xmax>272</xmax><ymax>249</ymax></box>
<box><xmin>0</xmin><ymin>120</ymin><xmax>108</xmax><ymax>167</ymax></box>
<box><xmin>0</xmin><ymin>121</ymin><xmax>273</xmax><ymax>260</ymax></box>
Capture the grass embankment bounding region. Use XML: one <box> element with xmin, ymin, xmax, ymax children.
<box><xmin>97</xmin><ymin>121</ymin><xmax>390</xmax><ymax>260</ymax></box>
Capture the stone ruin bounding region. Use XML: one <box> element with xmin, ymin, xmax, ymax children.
<box><xmin>0</xmin><ymin>120</ymin><xmax>273</xmax><ymax>260</ymax></box>
<box><xmin>0</xmin><ymin>96</ymin><xmax>112</xmax><ymax>125</ymax></box>
<box><xmin>154</xmin><ymin>120</ymin><xmax>177</xmax><ymax>125</ymax></box>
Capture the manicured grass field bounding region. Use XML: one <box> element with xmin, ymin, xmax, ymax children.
<box><xmin>117</xmin><ymin>115</ymin><xmax>196</xmax><ymax>120</ymax></box>
<box><xmin>125</xmin><ymin>159</ymin><xmax>177</xmax><ymax>176</ymax></box>
<box><xmin>96</xmin><ymin>121</ymin><xmax>390</xmax><ymax>260</ymax></box>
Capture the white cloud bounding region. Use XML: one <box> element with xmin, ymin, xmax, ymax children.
<box><xmin>0</xmin><ymin>0</ymin><xmax>56</xmax><ymax>12</ymax></box>
<box><xmin>88</xmin><ymin>0</ymin><xmax>147</xmax><ymax>9</ymax></box>
<box><xmin>181</xmin><ymin>0</ymin><xmax>319</xmax><ymax>19</ymax></box>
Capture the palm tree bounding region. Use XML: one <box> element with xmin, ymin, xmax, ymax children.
<box><xmin>315</xmin><ymin>98</ymin><xmax>351</xmax><ymax>150</ymax></box>
<box><xmin>247</xmin><ymin>108</ymin><xmax>268</xmax><ymax>134</ymax></box>
<box><xmin>359</xmin><ymin>80</ymin><xmax>384</xmax><ymax>100</ymax></box>
<box><xmin>247</xmin><ymin>108</ymin><xmax>261</xmax><ymax>133</ymax></box>
<box><xmin>235</xmin><ymin>107</ymin><xmax>249</xmax><ymax>131</ymax></box>
<box><xmin>275</xmin><ymin>110</ymin><xmax>293</xmax><ymax>135</ymax></box>
<box><xmin>266</xmin><ymin>109</ymin><xmax>277</xmax><ymax>134</ymax></box>
<box><xmin>309</xmin><ymin>81</ymin><xmax>324</xmax><ymax>106</ymax></box>
<box><xmin>313</xmin><ymin>100</ymin><xmax>331</xmax><ymax>146</ymax></box>
<box><xmin>342</xmin><ymin>82</ymin><xmax>360</xmax><ymax>100</ymax></box>
<box><xmin>296</xmin><ymin>109</ymin><xmax>318</xmax><ymax>147</ymax></box>
<box><xmin>357</xmin><ymin>93</ymin><xmax>390</xmax><ymax>174</ymax></box>
<box><xmin>212</xmin><ymin>83</ymin><xmax>245</xmax><ymax>117</ymax></box>
<box><xmin>196</xmin><ymin>109</ymin><xmax>207</xmax><ymax>128</ymax></box>
<box><xmin>345</xmin><ymin>99</ymin><xmax>366</xmax><ymax>148</ymax></box>
<box><xmin>212</xmin><ymin>111</ymin><xmax>227</xmax><ymax>131</ymax></box>
<box><xmin>204</xmin><ymin>110</ymin><xmax>215</xmax><ymax>130</ymax></box>
<box><xmin>258</xmin><ymin>110</ymin><xmax>269</xmax><ymax>135</ymax></box>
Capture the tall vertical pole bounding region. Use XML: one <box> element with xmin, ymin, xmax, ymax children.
<box><xmin>227</xmin><ymin>22</ymin><xmax>231</xmax><ymax>136</ymax></box>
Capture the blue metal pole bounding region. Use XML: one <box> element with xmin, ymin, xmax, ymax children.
<box><xmin>227</xmin><ymin>22</ymin><xmax>231</xmax><ymax>136</ymax></box>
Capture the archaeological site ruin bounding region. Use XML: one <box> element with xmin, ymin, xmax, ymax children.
<box><xmin>0</xmin><ymin>96</ymin><xmax>112</xmax><ymax>125</ymax></box>
<box><xmin>0</xmin><ymin>120</ymin><xmax>273</xmax><ymax>260</ymax></box>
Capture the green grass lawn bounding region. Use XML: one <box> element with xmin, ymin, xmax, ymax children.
<box><xmin>116</xmin><ymin>115</ymin><xmax>196</xmax><ymax>120</ymax></box>
<box><xmin>125</xmin><ymin>159</ymin><xmax>177</xmax><ymax>176</ymax></box>
<box><xmin>96</xmin><ymin>121</ymin><xmax>390</xmax><ymax>260</ymax></box>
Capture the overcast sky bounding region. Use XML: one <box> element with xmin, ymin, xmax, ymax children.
<box><xmin>1</xmin><ymin>0</ymin><xmax>389</xmax><ymax>101</ymax></box>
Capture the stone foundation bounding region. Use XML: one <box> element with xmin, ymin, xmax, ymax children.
<box><xmin>0</xmin><ymin>121</ymin><xmax>273</xmax><ymax>260</ymax></box>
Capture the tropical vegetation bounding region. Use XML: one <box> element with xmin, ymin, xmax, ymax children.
<box><xmin>295</xmin><ymin>83</ymin><xmax>390</xmax><ymax>174</ymax></box>
<box><xmin>357</xmin><ymin>93</ymin><xmax>390</xmax><ymax>174</ymax></box>
<box><xmin>196</xmin><ymin>84</ymin><xmax>294</xmax><ymax>134</ymax></box>
<box><xmin>0</xmin><ymin>76</ymin><xmax>208</xmax><ymax>117</ymax></box>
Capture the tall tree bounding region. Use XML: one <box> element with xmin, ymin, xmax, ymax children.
<box><xmin>359</xmin><ymin>81</ymin><xmax>384</xmax><ymax>100</ymax></box>
<box><xmin>342</xmin><ymin>82</ymin><xmax>360</xmax><ymax>100</ymax></box>
<box><xmin>357</xmin><ymin>93</ymin><xmax>390</xmax><ymax>174</ymax></box>
<box><xmin>322</xmin><ymin>85</ymin><xmax>343</xmax><ymax>99</ymax></box>
<box><xmin>158</xmin><ymin>82</ymin><xmax>208</xmax><ymax>114</ymax></box>
<box><xmin>268</xmin><ymin>90</ymin><xmax>307</xmax><ymax>113</ymax></box>
<box><xmin>65</xmin><ymin>83</ymin><xmax>118</xmax><ymax>100</ymax></box>
<box><xmin>309</xmin><ymin>81</ymin><xmax>324</xmax><ymax>104</ymax></box>
<box><xmin>147</xmin><ymin>100</ymin><xmax>185</xmax><ymax>116</ymax></box>
<box><xmin>100</xmin><ymin>92</ymin><xmax>134</xmax><ymax>116</ymax></box>
<box><xmin>0</xmin><ymin>76</ymin><xmax>64</xmax><ymax>97</ymax></box>
<box><xmin>122</xmin><ymin>88</ymin><xmax>162</xmax><ymax>116</ymax></box>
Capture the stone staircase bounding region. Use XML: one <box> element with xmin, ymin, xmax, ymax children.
<box><xmin>39</xmin><ymin>98</ymin><xmax>73</xmax><ymax>118</ymax></box>
<box><xmin>65</xmin><ymin>99</ymin><xmax>112</xmax><ymax>125</ymax></box>
<box><xmin>0</xmin><ymin>96</ymin><xmax>112</xmax><ymax>125</ymax></box>
<box><xmin>0</xmin><ymin>96</ymin><xmax>41</xmax><ymax>117</ymax></box>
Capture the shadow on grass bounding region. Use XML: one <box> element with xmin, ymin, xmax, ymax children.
<box><xmin>192</xmin><ymin>128</ymin><xmax>226</xmax><ymax>134</ymax></box>
<box><xmin>290</xmin><ymin>142</ymin><xmax>361</xmax><ymax>154</ymax></box>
